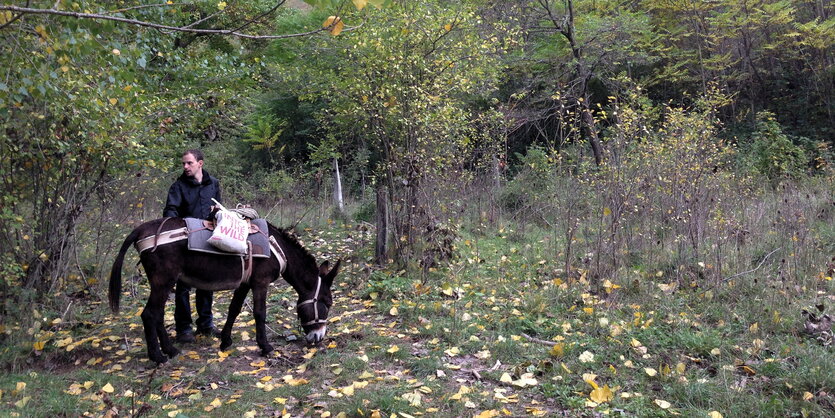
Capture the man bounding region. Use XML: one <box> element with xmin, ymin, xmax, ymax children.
<box><xmin>163</xmin><ymin>149</ymin><xmax>222</xmax><ymax>343</ymax></box>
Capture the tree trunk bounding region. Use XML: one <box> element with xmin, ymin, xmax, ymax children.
<box><xmin>581</xmin><ymin>104</ymin><xmax>603</xmax><ymax>166</ymax></box>
<box><xmin>374</xmin><ymin>184</ymin><xmax>388</xmax><ymax>266</ymax></box>
<box><xmin>332</xmin><ymin>157</ymin><xmax>344</xmax><ymax>216</ymax></box>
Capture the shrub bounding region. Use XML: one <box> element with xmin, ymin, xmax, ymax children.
<box><xmin>743</xmin><ymin>111</ymin><xmax>807</xmax><ymax>182</ymax></box>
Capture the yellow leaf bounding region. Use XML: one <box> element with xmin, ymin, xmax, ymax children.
<box><xmin>560</xmin><ymin>362</ymin><xmax>572</xmax><ymax>374</ymax></box>
<box><xmin>109</xmin><ymin>98</ymin><xmax>118</xmax><ymax>105</ymax></box>
<box><xmin>450</xmin><ymin>385</ymin><xmax>471</xmax><ymax>400</ymax></box>
<box><xmin>352</xmin><ymin>0</ymin><xmax>367</xmax><ymax>10</ymax></box>
<box><xmin>708</xmin><ymin>412</ymin><xmax>723</xmax><ymax>418</ymax></box>
<box><xmin>33</xmin><ymin>340</ymin><xmax>46</xmax><ymax>351</ymax></box>
<box><xmin>444</xmin><ymin>23</ymin><xmax>452</xmax><ymax>32</ymax></box>
<box><xmin>499</xmin><ymin>373</ymin><xmax>513</xmax><ymax>384</ymax></box>
<box><xmin>15</xmin><ymin>396</ymin><xmax>31</xmax><ymax>408</ymax></box>
<box><xmin>387</xmin><ymin>345</ymin><xmax>400</xmax><ymax>354</ymax></box>
<box><xmin>589</xmin><ymin>385</ymin><xmax>614</xmax><ymax>403</ymax></box>
<box><xmin>368</xmin><ymin>0</ymin><xmax>385</xmax><ymax>9</ymax></box>
<box><xmin>603</xmin><ymin>207</ymin><xmax>612</xmax><ymax>216</ymax></box>
<box><xmin>287</xmin><ymin>377</ymin><xmax>308</xmax><ymax>386</ymax></box>
<box><xmin>444</xmin><ymin>346</ymin><xmax>460</xmax><ymax>356</ymax></box>
<box><xmin>16</xmin><ymin>382</ymin><xmax>26</xmax><ymax>392</ymax></box>
<box><xmin>35</xmin><ymin>25</ymin><xmax>48</xmax><ymax>40</ymax></box>
<box><xmin>341</xmin><ymin>384</ymin><xmax>355</xmax><ymax>396</ymax></box>
<box><xmin>802</xmin><ymin>392</ymin><xmax>814</xmax><ymax>401</ymax></box>
<box><xmin>645</xmin><ymin>367</ymin><xmax>658</xmax><ymax>377</ymax></box>
<box><xmin>274</xmin><ymin>396</ymin><xmax>287</xmax><ymax>404</ymax></box>
<box><xmin>101</xmin><ymin>383</ymin><xmax>114</xmax><ymax>393</ymax></box>
<box><xmin>512</xmin><ymin>373</ymin><xmax>538</xmax><ymax>387</ymax></box>
<box><xmin>475</xmin><ymin>410</ymin><xmax>500</xmax><ymax>418</ymax></box>
<box><xmin>207</xmin><ymin>397</ymin><xmax>222</xmax><ymax>410</ymax></box>
<box><xmin>549</xmin><ymin>343</ymin><xmax>565</xmax><ymax>358</ymax></box>
<box><xmin>322</xmin><ymin>16</ymin><xmax>344</xmax><ymax>36</ymax></box>
<box><xmin>441</xmin><ymin>284</ymin><xmax>454</xmax><ymax>296</ymax></box>
<box><xmin>389</xmin><ymin>306</ymin><xmax>398</xmax><ymax>316</ymax></box>
<box><xmin>654</xmin><ymin>399</ymin><xmax>672</xmax><ymax>409</ymax></box>
<box><xmin>0</xmin><ymin>11</ymin><xmax>13</xmax><ymax>25</ymax></box>
<box><xmin>402</xmin><ymin>391</ymin><xmax>421</xmax><ymax>406</ymax></box>
<box><xmin>217</xmin><ymin>2</ymin><xmax>227</xmax><ymax>11</ymax></box>
<box><xmin>738</xmin><ymin>365</ymin><xmax>756</xmax><ymax>376</ymax></box>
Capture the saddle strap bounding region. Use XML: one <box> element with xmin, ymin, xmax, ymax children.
<box><xmin>241</xmin><ymin>241</ymin><xmax>254</xmax><ymax>284</ymax></box>
<box><xmin>135</xmin><ymin>227</ymin><xmax>189</xmax><ymax>254</ymax></box>
<box><xmin>269</xmin><ymin>235</ymin><xmax>287</xmax><ymax>275</ymax></box>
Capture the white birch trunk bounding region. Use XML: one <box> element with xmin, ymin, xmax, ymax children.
<box><xmin>333</xmin><ymin>157</ymin><xmax>344</xmax><ymax>214</ymax></box>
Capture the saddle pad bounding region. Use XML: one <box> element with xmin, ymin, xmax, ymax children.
<box><xmin>185</xmin><ymin>217</ymin><xmax>270</xmax><ymax>258</ymax></box>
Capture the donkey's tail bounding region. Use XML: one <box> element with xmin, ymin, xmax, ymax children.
<box><xmin>109</xmin><ymin>226</ymin><xmax>142</xmax><ymax>314</ymax></box>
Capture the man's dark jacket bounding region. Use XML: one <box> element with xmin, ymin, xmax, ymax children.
<box><xmin>163</xmin><ymin>170</ymin><xmax>221</xmax><ymax>219</ymax></box>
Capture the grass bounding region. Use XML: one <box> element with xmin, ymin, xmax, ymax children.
<box><xmin>1</xmin><ymin>182</ymin><xmax>834</xmax><ymax>417</ymax></box>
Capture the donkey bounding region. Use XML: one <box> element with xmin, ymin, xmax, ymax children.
<box><xmin>109</xmin><ymin>217</ymin><xmax>339</xmax><ymax>364</ymax></box>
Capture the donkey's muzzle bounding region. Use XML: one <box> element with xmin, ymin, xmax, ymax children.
<box><xmin>305</xmin><ymin>325</ymin><xmax>327</xmax><ymax>345</ymax></box>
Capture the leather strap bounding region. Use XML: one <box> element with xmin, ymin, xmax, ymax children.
<box><xmin>297</xmin><ymin>275</ymin><xmax>327</xmax><ymax>326</ymax></box>
<box><xmin>135</xmin><ymin>227</ymin><xmax>189</xmax><ymax>253</ymax></box>
<box><xmin>268</xmin><ymin>235</ymin><xmax>287</xmax><ymax>275</ymax></box>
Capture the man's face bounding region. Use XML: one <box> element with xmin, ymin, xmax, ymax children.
<box><xmin>182</xmin><ymin>153</ymin><xmax>203</xmax><ymax>178</ymax></box>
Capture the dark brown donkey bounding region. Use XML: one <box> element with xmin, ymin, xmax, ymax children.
<box><xmin>109</xmin><ymin>218</ymin><xmax>340</xmax><ymax>364</ymax></box>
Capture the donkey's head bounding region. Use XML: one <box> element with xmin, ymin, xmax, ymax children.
<box><xmin>296</xmin><ymin>260</ymin><xmax>340</xmax><ymax>344</ymax></box>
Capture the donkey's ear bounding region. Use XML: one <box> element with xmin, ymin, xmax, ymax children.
<box><xmin>320</xmin><ymin>259</ymin><xmax>341</xmax><ymax>286</ymax></box>
<box><xmin>318</xmin><ymin>261</ymin><xmax>330</xmax><ymax>276</ymax></box>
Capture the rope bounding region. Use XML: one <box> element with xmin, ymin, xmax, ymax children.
<box><xmin>232</xmin><ymin>204</ymin><xmax>259</xmax><ymax>220</ymax></box>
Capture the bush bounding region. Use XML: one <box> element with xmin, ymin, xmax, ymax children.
<box><xmin>743</xmin><ymin>112</ymin><xmax>807</xmax><ymax>182</ymax></box>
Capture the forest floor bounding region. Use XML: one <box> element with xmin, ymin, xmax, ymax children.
<box><xmin>1</xmin><ymin>222</ymin><xmax>833</xmax><ymax>417</ymax></box>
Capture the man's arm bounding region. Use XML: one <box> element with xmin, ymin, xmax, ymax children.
<box><xmin>163</xmin><ymin>183</ymin><xmax>181</xmax><ymax>217</ymax></box>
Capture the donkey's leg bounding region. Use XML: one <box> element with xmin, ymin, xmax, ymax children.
<box><xmin>140</xmin><ymin>286</ymin><xmax>174</xmax><ymax>364</ymax></box>
<box><xmin>158</xmin><ymin>309</ymin><xmax>180</xmax><ymax>360</ymax></box>
<box><xmin>219</xmin><ymin>284</ymin><xmax>250</xmax><ymax>351</ymax></box>
<box><xmin>251</xmin><ymin>284</ymin><xmax>274</xmax><ymax>356</ymax></box>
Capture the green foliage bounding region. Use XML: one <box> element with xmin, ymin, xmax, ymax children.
<box><xmin>743</xmin><ymin>112</ymin><xmax>808</xmax><ymax>182</ymax></box>
<box><xmin>276</xmin><ymin>0</ymin><xmax>513</xmax><ymax>265</ymax></box>
<box><xmin>0</xmin><ymin>1</ymin><xmax>265</xmax><ymax>299</ymax></box>
<box><xmin>365</xmin><ymin>270</ymin><xmax>412</xmax><ymax>299</ymax></box>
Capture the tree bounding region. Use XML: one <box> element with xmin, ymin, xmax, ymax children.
<box><xmin>0</xmin><ymin>1</ymin><xmax>288</xmax><ymax>297</ymax></box>
<box><xmin>643</xmin><ymin>0</ymin><xmax>834</xmax><ymax>139</ymax></box>
<box><xmin>501</xmin><ymin>0</ymin><xmax>659</xmax><ymax>165</ymax></box>
<box><xmin>280</xmin><ymin>0</ymin><xmax>510</xmax><ymax>266</ymax></box>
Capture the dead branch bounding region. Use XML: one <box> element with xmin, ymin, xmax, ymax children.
<box><xmin>0</xmin><ymin>4</ymin><xmax>360</xmax><ymax>40</ymax></box>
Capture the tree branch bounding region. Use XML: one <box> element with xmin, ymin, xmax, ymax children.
<box><xmin>0</xmin><ymin>5</ymin><xmax>356</xmax><ymax>40</ymax></box>
<box><xmin>104</xmin><ymin>2</ymin><xmax>185</xmax><ymax>15</ymax></box>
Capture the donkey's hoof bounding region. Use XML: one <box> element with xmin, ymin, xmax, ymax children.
<box><xmin>150</xmin><ymin>354</ymin><xmax>168</xmax><ymax>364</ymax></box>
<box><xmin>219</xmin><ymin>338</ymin><xmax>233</xmax><ymax>351</ymax></box>
<box><xmin>260</xmin><ymin>344</ymin><xmax>274</xmax><ymax>357</ymax></box>
<box><xmin>163</xmin><ymin>346</ymin><xmax>180</xmax><ymax>359</ymax></box>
